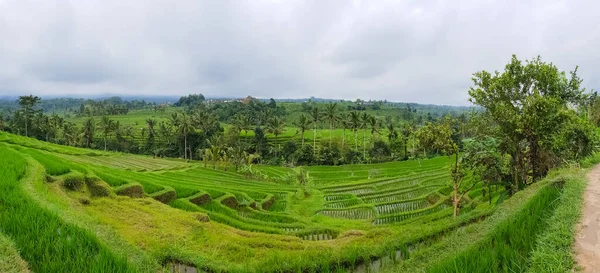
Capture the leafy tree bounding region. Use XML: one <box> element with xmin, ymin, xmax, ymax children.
<box><xmin>434</xmin><ymin>116</ymin><xmax>476</xmax><ymax>217</ymax></box>
<box><xmin>294</xmin><ymin>114</ymin><xmax>311</xmax><ymax>147</ymax></box>
<box><xmin>463</xmin><ymin>137</ymin><xmax>510</xmax><ymax>202</ymax></box>
<box><xmin>18</xmin><ymin>95</ymin><xmax>41</xmax><ymax>137</ymax></box>
<box><xmin>469</xmin><ymin>55</ymin><xmax>592</xmax><ymax>190</ymax></box>
<box><xmin>370</xmin><ymin>140</ymin><xmax>391</xmax><ymax>162</ymax></box>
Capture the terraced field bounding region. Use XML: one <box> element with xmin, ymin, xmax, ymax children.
<box><xmin>2</xmin><ymin>131</ymin><xmax>575</xmax><ymax>273</ymax></box>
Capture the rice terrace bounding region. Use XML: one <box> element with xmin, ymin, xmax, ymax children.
<box><xmin>2</xmin><ymin>1</ymin><xmax>600</xmax><ymax>273</ymax></box>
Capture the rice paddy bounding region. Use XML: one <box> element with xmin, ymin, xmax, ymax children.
<box><xmin>0</xmin><ymin>131</ymin><xmax>592</xmax><ymax>272</ymax></box>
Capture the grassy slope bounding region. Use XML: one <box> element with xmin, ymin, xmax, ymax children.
<box><xmin>2</xmin><ymin>130</ymin><xmax>590</xmax><ymax>272</ymax></box>
<box><xmin>0</xmin><ymin>234</ymin><xmax>29</xmax><ymax>273</ymax></box>
<box><xmin>0</xmin><ymin>145</ymin><xmax>135</xmax><ymax>273</ymax></box>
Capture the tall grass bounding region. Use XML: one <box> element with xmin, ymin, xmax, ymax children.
<box><xmin>427</xmin><ymin>181</ymin><xmax>562</xmax><ymax>273</ymax></box>
<box><xmin>0</xmin><ymin>148</ymin><xmax>134</xmax><ymax>273</ymax></box>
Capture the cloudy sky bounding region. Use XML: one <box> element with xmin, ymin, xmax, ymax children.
<box><xmin>0</xmin><ymin>0</ymin><xmax>598</xmax><ymax>105</ymax></box>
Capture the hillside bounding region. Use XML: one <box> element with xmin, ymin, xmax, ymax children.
<box><xmin>0</xmin><ymin>131</ymin><xmax>592</xmax><ymax>272</ymax></box>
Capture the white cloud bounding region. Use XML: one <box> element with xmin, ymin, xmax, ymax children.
<box><xmin>0</xmin><ymin>0</ymin><xmax>598</xmax><ymax>105</ymax></box>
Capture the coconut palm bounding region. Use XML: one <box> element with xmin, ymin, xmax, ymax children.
<box><xmin>145</xmin><ymin>118</ymin><xmax>157</xmax><ymax>152</ymax></box>
<box><xmin>176</xmin><ymin>112</ymin><xmax>195</xmax><ymax>160</ymax></box>
<box><xmin>324</xmin><ymin>102</ymin><xmax>339</xmax><ymax>144</ymax></box>
<box><xmin>339</xmin><ymin>112</ymin><xmax>350</xmax><ymax>150</ymax></box>
<box><xmin>309</xmin><ymin>105</ymin><xmax>322</xmax><ymax>155</ymax></box>
<box><xmin>349</xmin><ymin>111</ymin><xmax>361</xmax><ymax>150</ymax></box>
<box><xmin>98</xmin><ymin>116</ymin><xmax>113</xmax><ymax>151</ymax></box>
<box><xmin>82</xmin><ymin>118</ymin><xmax>95</xmax><ymax>148</ymax></box>
<box><xmin>234</xmin><ymin>114</ymin><xmax>252</xmax><ymax>137</ymax></box>
<box><xmin>294</xmin><ymin>114</ymin><xmax>312</xmax><ymax>147</ymax></box>
<box><xmin>369</xmin><ymin>116</ymin><xmax>380</xmax><ymax>140</ymax></box>
<box><xmin>360</xmin><ymin>112</ymin><xmax>370</xmax><ymax>159</ymax></box>
<box><xmin>266</xmin><ymin>116</ymin><xmax>285</xmax><ymax>140</ymax></box>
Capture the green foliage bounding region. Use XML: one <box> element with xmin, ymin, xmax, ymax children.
<box><xmin>469</xmin><ymin>55</ymin><xmax>596</xmax><ymax>187</ymax></box>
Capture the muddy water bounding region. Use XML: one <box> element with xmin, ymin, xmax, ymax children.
<box><xmin>352</xmin><ymin>250</ymin><xmax>405</xmax><ymax>273</ymax></box>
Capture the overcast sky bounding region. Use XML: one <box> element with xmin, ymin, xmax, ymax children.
<box><xmin>0</xmin><ymin>0</ymin><xmax>598</xmax><ymax>105</ymax></box>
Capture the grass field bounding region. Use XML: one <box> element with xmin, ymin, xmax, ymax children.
<box><xmin>0</xmin><ymin>131</ymin><xmax>591</xmax><ymax>272</ymax></box>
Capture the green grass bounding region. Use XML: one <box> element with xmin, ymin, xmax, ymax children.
<box><xmin>0</xmin><ymin>146</ymin><xmax>135</xmax><ymax>273</ymax></box>
<box><xmin>0</xmin><ymin>131</ymin><xmax>593</xmax><ymax>272</ymax></box>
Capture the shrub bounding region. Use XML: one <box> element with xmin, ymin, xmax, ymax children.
<box><xmin>151</xmin><ymin>187</ymin><xmax>177</xmax><ymax>204</ymax></box>
<box><xmin>63</xmin><ymin>174</ymin><xmax>85</xmax><ymax>191</ymax></box>
<box><xmin>84</xmin><ymin>176</ymin><xmax>111</xmax><ymax>197</ymax></box>
<box><xmin>114</xmin><ymin>183</ymin><xmax>144</xmax><ymax>198</ymax></box>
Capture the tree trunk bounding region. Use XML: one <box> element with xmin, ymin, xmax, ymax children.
<box><xmin>184</xmin><ymin>134</ymin><xmax>187</xmax><ymax>160</ymax></box>
<box><xmin>313</xmin><ymin>125</ymin><xmax>317</xmax><ymax>156</ymax></box>
<box><xmin>301</xmin><ymin>130</ymin><xmax>305</xmax><ymax>147</ymax></box>
<box><xmin>104</xmin><ymin>136</ymin><xmax>107</xmax><ymax>151</ymax></box>
<box><xmin>363</xmin><ymin>129</ymin><xmax>367</xmax><ymax>160</ymax></box>
<box><xmin>329</xmin><ymin>122</ymin><xmax>333</xmax><ymax>145</ymax></box>
<box><xmin>342</xmin><ymin>127</ymin><xmax>345</xmax><ymax>150</ymax></box>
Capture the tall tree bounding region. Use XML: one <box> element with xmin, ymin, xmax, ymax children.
<box><xmin>266</xmin><ymin>116</ymin><xmax>285</xmax><ymax>140</ymax></box>
<box><xmin>145</xmin><ymin>119</ymin><xmax>157</xmax><ymax>154</ymax></box>
<box><xmin>324</xmin><ymin>102</ymin><xmax>339</xmax><ymax>144</ymax></box>
<box><xmin>294</xmin><ymin>114</ymin><xmax>311</xmax><ymax>147</ymax></box>
<box><xmin>360</xmin><ymin>112</ymin><xmax>370</xmax><ymax>160</ymax></box>
<box><xmin>176</xmin><ymin>112</ymin><xmax>195</xmax><ymax>160</ymax></box>
<box><xmin>349</xmin><ymin>111</ymin><xmax>361</xmax><ymax>150</ymax></box>
<box><xmin>18</xmin><ymin>95</ymin><xmax>41</xmax><ymax>137</ymax></box>
<box><xmin>98</xmin><ymin>116</ymin><xmax>113</xmax><ymax>151</ymax></box>
<box><xmin>340</xmin><ymin>112</ymin><xmax>350</xmax><ymax>150</ymax></box>
<box><xmin>469</xmin><ymin>55</ymin><xmax>591</xmax><ymax>190</ymax></box>
<box><xmin>82</xmin><ymin>118</ymin><xmax>95</xmax><ymax>148</ymax></box>
<box><xmin>400</xmin><ymin>123</ymin><xmax>413</xmax><ymax>160</ymax></box>
<box><xmin>309</xmin><ymin>105</ymin><xmax>322</xmax><ymax>156</ymax></box>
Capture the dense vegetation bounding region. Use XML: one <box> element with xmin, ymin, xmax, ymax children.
<box><xmin>0</xmin><ymin>55</ymin><xmax>597</xmax><ymax>273</ymax></box>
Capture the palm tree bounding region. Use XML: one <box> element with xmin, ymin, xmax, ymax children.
<box><xmin>401</xmin><ymin>123</ymin><xmax>413</xmax><ymax>160</ymax></box>
<box><xmin>369</xmin><ymin>116</ymin><xmax>380</xmax><ymax>140</ymax></box>
<box><xmin>324</xmin><ymin>102</ymin><xmax>339</xmax><ymax>144</ymax></box>
<box><xmin>339</xmin><ymin>112</ymin><xmax>350</xmax><ymax>150</ymax></box>
<box><xmin>360</xmin><ymin>112</ymin><xmax>370</xmax><ymax>160</ymax></box>
<box><xmin>176</xmin><ymin>112</ymin><xmax>195</xmax><ymax>160</ymax></box>
<box><xmin>309</xmin><ymin>105</ymin><xmax>322</xmax><ymax>156</ymax></box>
<box><xmin>294</xmin><ymin>114</ymin><xmax>312</xmax><ymax>147</ymax></box>
<box><xmin>146</xmin><ymin>119</ymin><xmax>157</xmax><ymax>153</ymax></box>
<box><xmin>82</xmin><ymin>118</ymin><xmax>95</xmax><ymax>148</ymax></box>
<box><xmin>386</xmin><ymin>122</ymin><xmax>398</xmax><ymax>141</ymax></box>
<box><xmin>207</xmin><ymin>135</ymin><xmax>222</xmax><ymax>169</ymax></box>
<box><xmin>266</xmin><ymin>116</ymin><xmax>285</xmax><ymax>140</ymax></box>
<box><xmin>234</xmin><ymin>114</ymin><xmax>252</xmax><ymax>137</ymax></box>
<box><xmin>98</xmin><ymin>116</ymin><xmax>114</xmax><ymax>151</ymax></box>
<box><xmin>349</xmin><ymin>111</ymin><xmax>361</xmax><ymax>150</ymax></box>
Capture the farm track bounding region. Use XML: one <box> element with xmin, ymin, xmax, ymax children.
<box><xmin>575</xmin><ymin>163</ymin><xmax>600</xmax><ymax>272</ymax></box>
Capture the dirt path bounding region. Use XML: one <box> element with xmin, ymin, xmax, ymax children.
<box><xmin>575</xmin><ymin>164</ymin><xmax>600</xmax><ymax>272</ymax></box>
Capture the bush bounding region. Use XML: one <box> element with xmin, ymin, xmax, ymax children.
<box><xmin>114</xmin><ymin>183</ymin><xmax>144</xmax><ymax>198</ymax></box>
<box><xmin>63</xmin><ymin>174</ymin><xmax>85</xmax><ymax>191</ymax></box>
<box><xmin>151</xmin><ymin>187</ymin><xmax>177</xmax><ymax>204</ymax></box>
<box><xmin>84</xmin><ymin>176</ymin><xmax>111</xmax><ymax>197</ymax></box>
